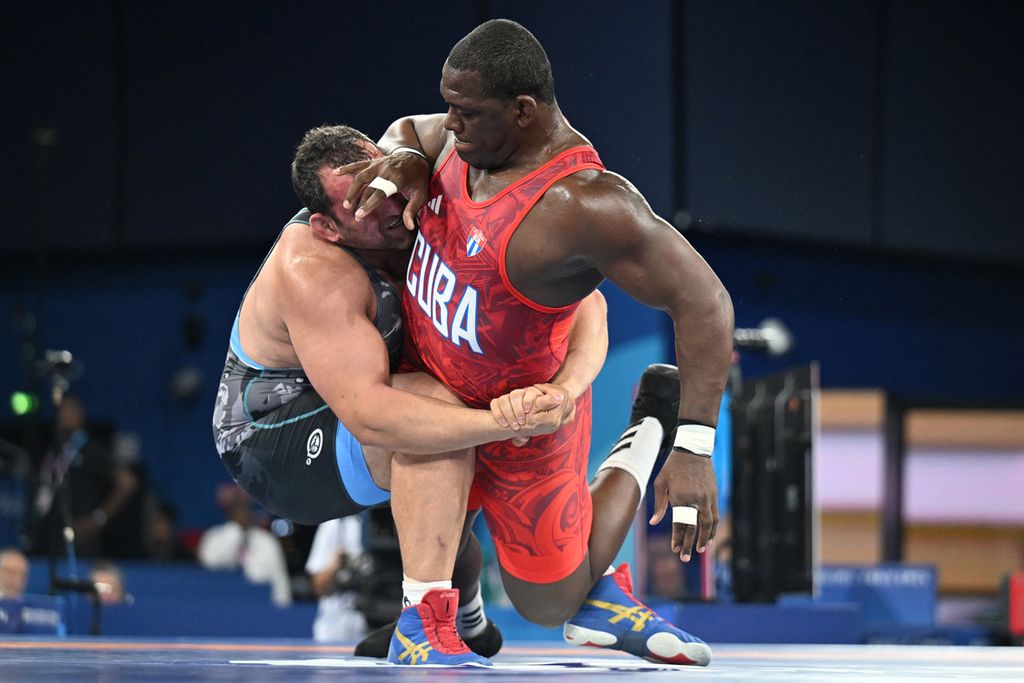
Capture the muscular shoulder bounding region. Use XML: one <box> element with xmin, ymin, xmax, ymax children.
<box><xmin>275</xmin><ymin>227</ymin><xmax>375</xmax><ymax>318</ymax></box>
<box><xmin>554</xmin><ymin>169</ymin><xmax>646</xmax><ymax>213</ymax></box>
<box><xmin>534</xmin><ymin>170</ymin><xmax>655</xmax><ymax>253</ymax></box>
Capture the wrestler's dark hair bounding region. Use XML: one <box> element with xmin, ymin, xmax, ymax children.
<box><xmin>447</xmin><ymin>19</ymin><xmax>555</xmax><ymax>104</ymax></box>
<box><xmin>291</xmin><ymin>125</ymin><xmax>375</xmax><ymax>216</ymax></box>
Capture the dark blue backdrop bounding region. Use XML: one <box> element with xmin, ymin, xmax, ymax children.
<box><xmin>2</xmin><ymin>1</ymin><xmax>1022</xmax><ymax>528</ymax></box>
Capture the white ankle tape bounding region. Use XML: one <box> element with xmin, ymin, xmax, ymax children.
<box><xmin>596</xmin><ymin>417</ymin><xmax>663</xmax><ymax>497</ymax></box>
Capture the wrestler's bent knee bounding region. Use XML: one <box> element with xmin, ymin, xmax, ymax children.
<box><xmin>509</xmin><ymin>596</ymin><xmax>582</xmax><ymax>629</ymax></box>
<box><xmin>504</xmin><ymin>576</ymin><xmax>589</xmax><ymax>628</ymax></box>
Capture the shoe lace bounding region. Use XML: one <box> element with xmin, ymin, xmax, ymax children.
<box><xmin>434</xmin><ymin>615</ymin><xmax>470</xmax><ymax>654</ymax></box>
<box><xmin>613</xmin><ymin>571</ymin><xmax>668</xmax><ymax>627</ymax></box>
<box><xmin>614</xmin><ymin>565</ymin><xmax>635</xmax><ymax>595</ymax></box>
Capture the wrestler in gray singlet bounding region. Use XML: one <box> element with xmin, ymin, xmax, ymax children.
<box><xmin>212</xmin><ymin>209</ymin><xmax>402</xmax><ymax>524</ymax></box>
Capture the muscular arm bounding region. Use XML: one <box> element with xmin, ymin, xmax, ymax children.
<box><xmin>283</xmin><ymin>264</ymin><xmax>521</xmax><ymax>454</ymax></box>
<box><xmin>549</xmin><ymin>289</ymin><xmax>609</xmax><ymax>401</ymax></box>
<box><xmin>375</xmin><ymin>114</ymin><xmax>450</xmax><ymax>169</ymax></box>
<box><xmin>575</xmin><ymin>177</ymin><xmax>733</xmax><ymax>426</ymax></box>
<box><xmin>566</xmin><ymin>174</ymin><xmax>732</xmax><ymax>558</ymax></box>
<box><xmin>310</xmin><ymin>560</ymin><xmax>340</xmax><ymax>597</ymax></box>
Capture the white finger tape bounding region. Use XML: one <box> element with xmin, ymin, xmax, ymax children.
<box><xmin>368</xmin><ymin>176</ymin><xmax>399</xmax><ymax>198</ymax></box>
<box><xmin>672</xmin><ymin>505</ymin><xmax>698</xmax><ymax>526</ymax></box>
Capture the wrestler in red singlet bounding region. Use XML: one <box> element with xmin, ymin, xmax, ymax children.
<box><xmin>402</xmin><ymin>145</ymin><xmax>605</xmax><ymax>584</ymax></box>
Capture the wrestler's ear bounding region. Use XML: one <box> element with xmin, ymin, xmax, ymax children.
<box><xmin>514</xmin><ymin>95</ymin><xmax>537</xmax><ymax>128</ymax></box>
<box><xmin>309</xmin><ymin>213</ymin><xmax>341</xmax><ymax>243</ymax></box>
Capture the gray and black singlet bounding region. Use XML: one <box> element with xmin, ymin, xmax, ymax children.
<box><xmin>211</xmin><ymin>209</ymin><xmax>402</xmax><ymax>525</ymax></box>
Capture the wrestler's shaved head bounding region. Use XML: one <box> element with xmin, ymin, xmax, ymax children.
<box><xmin>447</xmin><ymin>19</ymin><xmax>555</xmax><ymax>104</ymax></box>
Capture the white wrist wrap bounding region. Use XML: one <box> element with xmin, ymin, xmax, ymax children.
<box><xmin>673</xmin><ymin>424</ymin><xmax>715</xmax><ymax>457</ymax></box>
<box><xmin>390</xmin><ymin>145</ymin><xmax>428</xmax><ymax>160</ymax></box>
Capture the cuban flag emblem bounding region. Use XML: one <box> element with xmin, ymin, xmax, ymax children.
<box><xmin>466</xmin><ymin>227</ymin><xmax>487</xmax><ymax>257</ymax></box>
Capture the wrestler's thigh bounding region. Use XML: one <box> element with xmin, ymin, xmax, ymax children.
<box><xmin>475</xmin><ymin>392</ymin><xmax>594</xmax><ymax>626</ymax></box>
<box><xmin>221</xmin><ymin>392</ymin><xmax>374</xmax><ymax>525</ymax></box>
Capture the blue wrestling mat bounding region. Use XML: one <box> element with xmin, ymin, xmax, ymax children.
<box><xmin>1</xmin><ymin>638</ymin><xmax>1022</xmax><ymax>682</ymax></box>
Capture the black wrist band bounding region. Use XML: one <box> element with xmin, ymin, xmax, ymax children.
<box><xmin>676</xmin><ymin>418</ymin><xmax>714</xmax><ymax>428</ymax></box>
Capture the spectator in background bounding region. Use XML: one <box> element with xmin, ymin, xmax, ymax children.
<box><xmin>99</xmin><ymin>433</ymin><xmax>149</xmax><ymax>559</ymax></box>
<box><xmin>198</xmin><ymin>483</ymin><xmax>291</xmax><ymax>606</ymax></box>
<box><xmin>144</xmin><ymin>500</ymin><xmax>194</xmax><ymax>562</ymax></box>
<box><xmin>30</xmin><ymin>396</ymin><xmax>142</xmax><ymax>558</ymax></box>
<box><xmin>0</xmin><ymin>547</ymin><xmax>29</xmax><ymax>599</ymax></box>
<box><xmin>306</xmin><ymin>517</ymin><xmax>367</xmax><ymax>642</ymax></box>
<box><xmin>89</xmin><ymin>559</ymin><xmax>126</xmax><ymax>605</ymax></box>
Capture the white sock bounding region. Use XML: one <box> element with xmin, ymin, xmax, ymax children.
<box><xmin>402</xmin><ymin>574</ymin><xmax>452</xmax><ymax>607</ymax></box>
<box><xmin>595</xmin><ymin>417</ymin><xmax>663</xmax><ymax>500</ymax></box>
<box><xmin>457</xmin><ymin>584</ymin><xmax>487</xmax><ymax>638</ymax></box>
<box><xmin>603</xmin><ymin>565</ymin><xmax>615</xmax><ymax>577</ymax></box>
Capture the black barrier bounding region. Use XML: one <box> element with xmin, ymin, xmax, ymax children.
<box><xmin>730</xmin><ymin>364</ymin><xmax>818</xmax><ymax>603</ymax></box>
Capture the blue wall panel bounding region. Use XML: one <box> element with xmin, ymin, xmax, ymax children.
<box><xmin>118</xmin><ymin>1</ymin><xmax>478</xmax><ymax>250</ymax></box>
<box><xmin>1</xmin><ymin>258</ymin><xmax>254</xmax><ymax>528</ymax></box>
<box><xmin>3</xmin><ymin>0</ymin><xmax>117</xmax><ymax>251</ymax></box>
<box><xmin>490</xmin><ymin>0</ymin><xmax>676</xmax><ymax>216</ymax></box>
<box><xmin>3</xmin><ymin>1</ymin><xmax>1022</xmax><ymax>536</ymax></box>
<box><xmin>685</xmin><ymin>0</ymin><xmax>877</xmax><ymax>244</ymax></box>
<box><xmin>881</xmin><ymin>0</ymin><xmax>1024</xmax><ymax>262</ymax></box>
<box><xmin>694</xmin><ymin>235</ymin><xmax>1024</xmax><ymax>402</ymax></box>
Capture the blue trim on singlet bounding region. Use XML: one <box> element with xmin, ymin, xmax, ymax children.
<box><xmin>230</xmin><ymin>209</ymin><xmax>311</xmax><ymax>371</ymax></box>
<box><xmin>249</xmin><ymin>403</ymin><xmax>332</xmax><ymax>429</ymax></box>
<box><xmin>231</xmin><ymin>315</ymin><xmax>266</xmax><ymax>370</ymax></box>
<box><xmin>335</xmin><ymin>419</ymin><xmax>390</xmax><ymax>506</ymax></box>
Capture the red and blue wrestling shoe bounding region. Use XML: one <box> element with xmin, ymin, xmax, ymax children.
<box><xmin>387</xmin><ymin>588</ymin><xmax>492</xmax><ymax>667</ymax></box>
<box><xmin>564</xmin><ymin>563</ymin><xmax>712</xmax><ymax>666</ymax></box>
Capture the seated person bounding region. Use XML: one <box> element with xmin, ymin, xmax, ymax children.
<box><xmin>0</xmin><ymin>547</ymin><xmax>28</xmax><ymax>599</ymax></box>
<box><xmin>198</xmin><ymin>484</ymin><xmax>291</xmax><ymax>606</ymax></box>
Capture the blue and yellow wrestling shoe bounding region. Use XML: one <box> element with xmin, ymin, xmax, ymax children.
<box><xmin>387</xmin><ymin>588</ymin><xmax>492</xmax><ymax>667</ymax></box>
<box><xmin>564</xmin><ymin>563</ymin><xmax>712</xmax><ymax>666</ymax></box>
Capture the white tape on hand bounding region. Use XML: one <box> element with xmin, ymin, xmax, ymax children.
<box><xmin>368</xmin><ymin>176</ymin><xmax>399</xmax><ymax>198</ymax></box>
<box><xmin>672</xmin><ymin>505</ymin><xmax>698</xmax><ymax>526</ymax></box>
